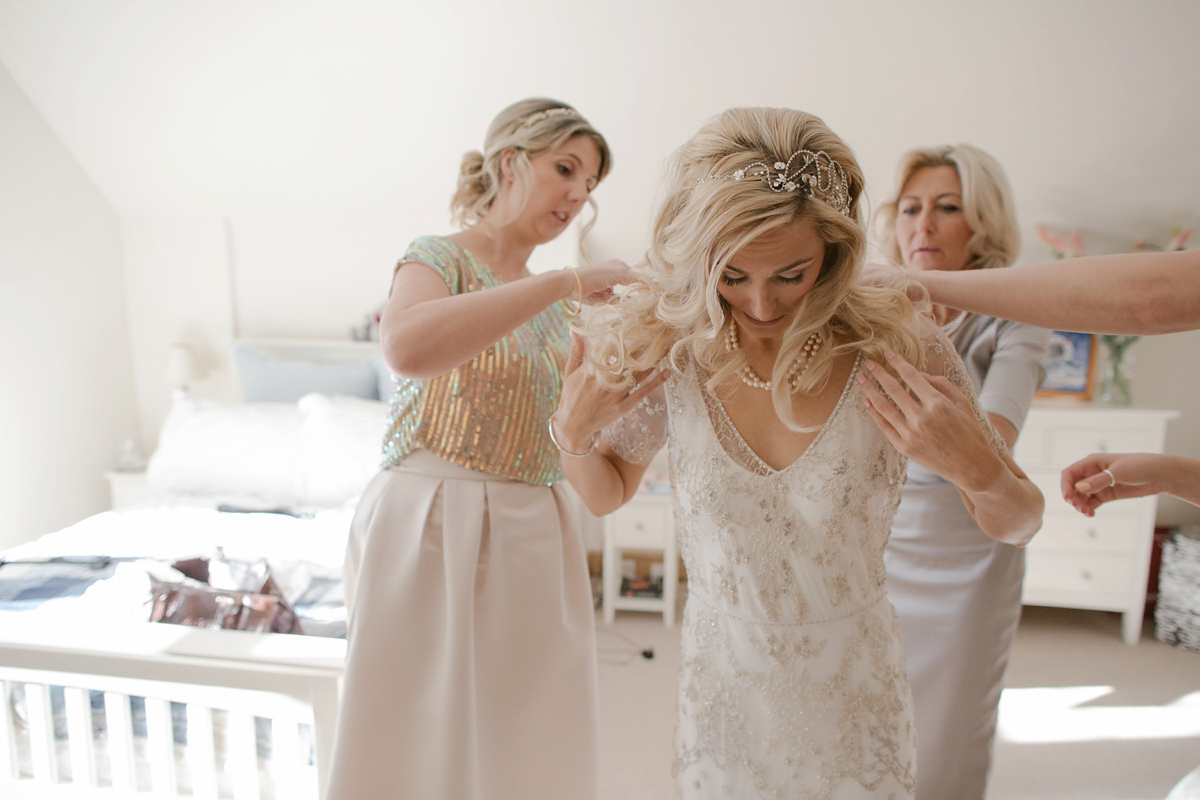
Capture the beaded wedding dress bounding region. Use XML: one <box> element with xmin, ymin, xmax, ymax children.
<box><xmin>605</xmin><ymin>326</ymin><xmax>1001</xmax><ymax>799</ymax></box>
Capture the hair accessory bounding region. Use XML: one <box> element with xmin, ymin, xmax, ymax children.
<box><xmin>698</xmin><ymin>149</ymin><xmax>852</xmax><ymax>217</ymax></box>
<box><xmin>521</xmin><ymin>107</ymin><xmax>579</xmax><ymax>129</ymax></box>
<box><xmin>725</xmin><ymin>323</ymin><xmax>823</xmax><ymax>391</ymax></box>
<box><xmin>548</xmin><ymin>415</ymin><xmax>597</xmax><ymax>457</ymax></box>
<box><xmin>562</xmin><ymin>266</ymin><xmax>583</xmax><ymax>316</ymax></box>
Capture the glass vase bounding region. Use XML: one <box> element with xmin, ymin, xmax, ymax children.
<box><xmin>1097</xmin><ymin>335</ymin><xmax>1138</xmax><ymax>404</ymax></box>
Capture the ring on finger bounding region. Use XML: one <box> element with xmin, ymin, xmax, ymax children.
<box><xmin>1101</xmin><ymin>467</ymin><xmax>1116</xmax><ymax>487</ymax></box>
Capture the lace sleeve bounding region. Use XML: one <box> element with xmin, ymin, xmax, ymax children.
<box><xmin>600</xmin><ymin>386</ymin><xmax>669</xmax><ymax>466</ymax></box>
<box><xmin>920</xmin><ymin>319</ymin><xmax>1009</xmax><ymax>457</ymax></box>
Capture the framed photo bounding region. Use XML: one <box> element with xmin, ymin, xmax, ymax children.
<box><xmin>1037</xmin><ymin>331</ymin><xmax>1097</xmax><ymax>400</ymax></box>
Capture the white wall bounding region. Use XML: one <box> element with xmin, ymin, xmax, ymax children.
<box><xmin>0</xmin><ymin>63</ymin><xmax>136</xmax><ymax>548</ymax></box>
<box><xmin>1</xmin><ymin>1</ymin><xmax>1198</xmax><ymax>532</ymax></box>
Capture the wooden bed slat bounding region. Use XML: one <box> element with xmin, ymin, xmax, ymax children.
<box><xmin>228</xmin><ymin>710</ymin><xmax>261</xmax><ymax>800</ymax></box>
<box><xmin>1</xmin><ymin>680</ymin><xmax>18</xmax><ymax>780</ymax></box>
<box><xmin>145</xmin><ymin>696</ymin><xmax>177</xmax><ymax>794</ymax></box>
<box><xmin>24</xmin><ymin>682</ymin><xmax>56</xmax><ymax>783</ymax></box>
<box><xmin>103</xmin><ymin>691</ymin><xmax>136</xmax><ymax>792</ymax></box>
<box><xmin>186</xmin><ymin>703</ymin><xmax>219</xmax><ymax>799</ymax></box>
<box><xmin>63</xmin><ymin>687</ymin><xmax>96</xmax><ymax>787</ymax></box>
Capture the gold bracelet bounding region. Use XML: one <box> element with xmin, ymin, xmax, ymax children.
<box><xmin>561</xmin><ymin>266</ymin><xmax>583</xmax><ymax>317</ymax></box>
<box><xmin>548</xmin><ymin>414</ymin><xmax>597</xmax><ymax>457</ymax></box>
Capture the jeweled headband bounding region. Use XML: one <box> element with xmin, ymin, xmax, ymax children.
<box><xmin>520</xmin><ymin>107</ymin><xmax>581</xmax><ymax>128</ymax></box>
<box><xmin>696</xmin><ymin>149</ymin><xmax>853</xmax><ymax>217</ymax></box>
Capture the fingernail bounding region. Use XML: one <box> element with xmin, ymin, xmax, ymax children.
<box><xmin>885</xmin><ymin>350</ymin><xmax>896</xmax><ymax>359</ymax></box>
<box><xmin>1076</xmin><ymin>480</ymin><xmax>1091</xmax><ymax>492</ymax></box>
<box><xmin>856</xmin><ymin>372</ymin><xmax>867</xmax><ymax>383</ymax></box>
<box><xmin>864</xmin><ymin>360</ymin><xmax>877</xmax><ymax>371</ymax></box>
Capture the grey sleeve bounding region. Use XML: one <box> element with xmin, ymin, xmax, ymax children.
<box><xmin>976</xmin><ymin>320</ymin><xmax>1051</xmax><ymax>433</ymax></box>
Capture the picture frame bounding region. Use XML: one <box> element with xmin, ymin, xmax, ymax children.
<box><xmin>1037</xmin><ymin>331</ymin><xmax>1097</xmax><ymax>400</ymax></box>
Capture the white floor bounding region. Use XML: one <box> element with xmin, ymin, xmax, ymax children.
<box><xmin>595</xmin><ymin>584</ymin><xmax>1200</xmax><ymax>800</ymax></box>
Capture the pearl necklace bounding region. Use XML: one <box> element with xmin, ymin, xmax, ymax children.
<box><xmin>724</xmin><ymin>323</ymin><xmax>823</xmax><ymax>391</ymax></box>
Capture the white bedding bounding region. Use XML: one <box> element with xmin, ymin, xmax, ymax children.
<box><xmin>0</xmin><ymin>502</ymin><xmax>353</xmax><ymax>635</ymax></box>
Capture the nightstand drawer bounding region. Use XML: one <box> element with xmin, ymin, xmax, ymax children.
<box><xmin>1011</xmin><ymin>425</ymin><xmax>1048</xmax><ymax>468</ymax></box>
<box><xmin>1023</xmin><ymin>552</ymin><xmax>1135</xmax><ymax>597</ymax></box>
<box><xmin>1050</xmin><ymin>428</ymin><xmax>1156</xmax><ymax>463</ymax></box>
<box><xmin>1029</xmin><ymin>513</ymin><xmax>1141</xmax><ymax>555</ymax></box>
<box><xmin>608</xmin><ymin>503</ymin><xmax>671</xmax><ymax>549</ymax></box>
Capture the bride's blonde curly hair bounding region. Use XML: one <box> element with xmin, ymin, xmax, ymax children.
<box><xmin>582</xmin><ymin>107</ymin><xmax>925</xmax><ymax>432</ymax></box>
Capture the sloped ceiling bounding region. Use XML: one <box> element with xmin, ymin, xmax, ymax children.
<box><xmin>0</xmin><ymin>2</ymin><xmax>573</xmax><ymax>215</ymax></box>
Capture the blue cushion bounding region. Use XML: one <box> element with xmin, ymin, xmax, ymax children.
<box><xmin>234</xmin><ymin>345</ymin><xmax>380</xmax><ymax>402</ymax></box>
<box><xmin>372</xmin><ymin>348</ymin><xmax>397</xmax><ymax>403</ymax></box>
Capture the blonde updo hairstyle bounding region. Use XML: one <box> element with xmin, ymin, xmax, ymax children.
<box><xmin>583</xmin><ymin>107</ymin><xmax>924</xmax><ymax>432</ymax></box>
<box><xmin>877</xmin><ymin>143</ymin><xmax>1020</xmax><ymax>272</ymax></box>
<box><xmin>450</xmin><ymin>98</ymin><xmax>612</xmax><ymax>236</ymax></box>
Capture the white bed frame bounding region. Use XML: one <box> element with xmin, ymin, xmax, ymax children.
<box><xmin>0</xmin><ymin>612</ymin><xmax>345</xmax><ymax>799</ymax></box>
<box><xmin>0</xmin><ymin>339</ymin><xmax>374</xmax><ymax>798</ymax></box>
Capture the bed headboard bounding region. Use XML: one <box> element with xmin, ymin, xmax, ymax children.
<box><xmin>231</xmin><ymin>338</ymin><xmax>389</xmax><ymax>402</ymax></box>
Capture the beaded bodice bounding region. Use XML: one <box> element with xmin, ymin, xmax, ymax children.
<box><xmin>672</xmin><ymin>353</ymin><xmax>906</xmax><ymax>624</ymax></box>
<box><xmin>381</xmin><ymin>236</ymin><xmax>571</xmax><ymax>486</ymax></box>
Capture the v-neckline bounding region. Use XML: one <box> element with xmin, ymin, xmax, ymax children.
<box><xmin>703</xmin><ymin>352</ymin><xmax>863</xmax><ymax>477</ymax></box>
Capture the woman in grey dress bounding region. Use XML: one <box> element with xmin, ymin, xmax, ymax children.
<box><xmin>873</xmin><ymin>144</ymin><xmax>1050</xmax><ymax>800</ymax></box>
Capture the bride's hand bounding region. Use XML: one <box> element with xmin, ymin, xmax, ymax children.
<box><xmin>552</xmin><ymin>332</ymin><xmax>669</xmax><ymax>453</ymax></box>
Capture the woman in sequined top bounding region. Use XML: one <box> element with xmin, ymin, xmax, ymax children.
<box><xmin>549</xmin><ymin>107</ymin><xmax>1043</xmax><ymax>799</ymax></box>
<box><xmin>325</xmin><ymin>98</ymin><xmax>641</xmax><ymax>800</ymax></box>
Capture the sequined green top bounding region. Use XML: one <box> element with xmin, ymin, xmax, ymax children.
<box><xmin>381</xmin><ymin>235</ymin><xmax>571</xmax><ymax>486</ymax></box>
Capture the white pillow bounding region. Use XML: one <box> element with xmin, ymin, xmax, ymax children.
<box><xmin>297</xmin><ymin>393</ymin><xmax>388</xmax><ymax>507</ymax></box>
<box><xmin>147</xmin><ymin>395</ymin><xmax>304</xmax><ymax>503</ymax></box>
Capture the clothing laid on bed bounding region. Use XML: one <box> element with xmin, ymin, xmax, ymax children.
<box><xmin>603</xmin><ymin>327</ymin><xmax>1003</xmax><ymax>800</ymax></box>
<box><xmin>884</xmin><ymin>314</ymin><xmax>1049</xmax><ymax>800</ymax></box>
<box><xmin>325</xmin><ymin>236</ymin><xmax>598</xmax><ymax>800</ymax></box>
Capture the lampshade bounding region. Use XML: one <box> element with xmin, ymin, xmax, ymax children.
<box><xmin>163</xmin><ymin>343</ymin><xmax>201</xmax><ymax>392</ymax></box>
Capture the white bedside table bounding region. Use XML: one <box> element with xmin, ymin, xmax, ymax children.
<box><xmin>602</xmin><ymin>493</ymin><xmax>678</xmax><ymax>626</ymax></box>
<box><xmin>105</xmin><ymin>470</ymin><xmax>151</xmax><ymax>510</ymax></box>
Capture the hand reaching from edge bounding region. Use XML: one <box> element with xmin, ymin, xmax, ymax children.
<box><xmin>552</xmin><ymin>332</ymin><xmax>670</xmax><ymax>454</ymax></box>
<box><xmin>1061</xmin><ymin>452</ymin><xmax>1175</xmax><ymax>516</ymax></box>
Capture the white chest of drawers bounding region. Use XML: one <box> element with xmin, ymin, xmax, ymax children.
<box><xmin>1013</xmin><ymin>404</ymin><xmax>1179</xmax><ymax>644</ymax></box>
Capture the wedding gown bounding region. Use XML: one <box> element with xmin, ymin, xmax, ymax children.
<box><xmin>605</xmin><ymin>326</ymin><xmax>1002</xmax><ymax>799</ymax></box>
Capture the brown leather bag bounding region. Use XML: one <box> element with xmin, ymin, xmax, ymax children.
<box><xmin>148</xmin><ymin>555</ymin><xmax>300</xmax><ymax>634</ymax></box>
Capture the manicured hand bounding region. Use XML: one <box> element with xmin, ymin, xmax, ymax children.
<box><xmin>575</xmin><ymin>259</ymin><xmax>637</xmax><ymax>304</ymax></box>
<box><xmin>553</xmin><ymin>332</ymin><xmax>669</xmax><ymax>454</ymax></box>
<box><xmin>1061</xmin><ymin>452</ymin><xmax>1169</xmax><ymax>516</ymax></box>
<box><xmin>857</xmin><ymin>350</ymin><xmax>1000</xmax><ymax>491</ymax></box>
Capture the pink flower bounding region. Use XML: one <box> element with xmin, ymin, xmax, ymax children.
<box><xmin>1069</xmin><ymin>231</ymin><xmax>1086</xmax><ymax>258</ymax></box>
<box><xmin>1167</xmin><ymin>229</ymin><xmax>1192</xmax><ymax>251</ymax></box>
<box><xmin>1037</xmin><ymin>225</ymin><xmax>1065</xmax><ymax>259</ymax></box>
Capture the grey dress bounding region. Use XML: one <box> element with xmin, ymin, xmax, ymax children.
<box><xmin>884</xmin><ymin>313</ymin><xmax>1049</xmax><ymax>800</ymax></box>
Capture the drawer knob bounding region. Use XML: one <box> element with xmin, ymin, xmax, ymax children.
<box><xmin>1087</xmin><ymin>528</ymin><xmax>1098</xmax><ymax>539</ymax></box>
<box><xmin>1097</xmin><ymin>442</ymin><xmax>1108</xmax><ymax>452</ymax></box>
<box><xmin>634</xmin><ymin>523</ymin><xmax>644</xmax><ymax>531</ymax></box>
<box><xmin>1081</xmin><ymin>570</ymin><xmax>1093</xmax><ymax>581</ymax></box>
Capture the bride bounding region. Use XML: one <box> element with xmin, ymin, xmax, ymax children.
<box><xmin>550</xmin><ymin>107</ymin><xmax>1044</xmax><ymax>798</ymax></box>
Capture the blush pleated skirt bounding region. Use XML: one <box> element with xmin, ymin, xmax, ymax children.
<box><xmin>325</xmin><ymin>449</ymin><xmax>599</xmax><ymax>800</ymax></box>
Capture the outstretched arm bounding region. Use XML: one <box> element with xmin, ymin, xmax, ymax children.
<box><xmin>1062</xmin><ymin>453</ymin><xmax>1200</xmax><ymax>515</ymax></box>
<box><xmin>862</xmin><ymin>250</ymin><xmax>1200</xmax><ymax>336</ymax></box>
<box><xmin>381</xmin><ymin>259</ymin><xmax>633</xmax><ymax>379</ymax></box>
<box><xmin>858</xmin><ymin>349</ymin><xmax>1044</xmax><ymax>546</ymax></box>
